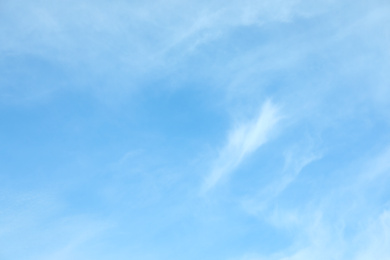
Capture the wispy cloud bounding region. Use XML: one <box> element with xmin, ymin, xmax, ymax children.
<box><xmin>242</xmin><ymin>143</ymin><xmax>323</xmax><ymax>215</ymax></box>
<box><xmin>202</xmin><ymin>100</ymin><xmax>281</xmax><ymax>192</ymax></box>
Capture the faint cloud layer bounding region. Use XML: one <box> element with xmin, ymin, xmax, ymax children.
<box><xmin>236</xmin><ymin>145</ymin><xmax>390</xmax><ymax>260</ymax></box>
<box><xmin>242</xmin><ymin>144</ymin><xmax>323</xmax><ymax>215</ymax></box>
<box><xmin>0</xmin><ymin>0</ymin><xmax>336</xmax><ymax>76</ymax></box>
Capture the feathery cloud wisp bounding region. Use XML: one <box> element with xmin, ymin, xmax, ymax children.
<box><xmin>202</xmin><ymin>100</ymin><xmax>281</xmax><ymax>192</ymax></box>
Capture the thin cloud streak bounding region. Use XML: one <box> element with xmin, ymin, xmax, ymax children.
<box><xmin>202</xmin><ymin>100</ymin><xmax>281</xmax><ymax>192</ymax></box>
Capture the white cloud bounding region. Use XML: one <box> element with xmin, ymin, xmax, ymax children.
<box><xmin>202</xmin><ymin>100</ymin><xmax>281</xmax><ymax>192</ymax></box>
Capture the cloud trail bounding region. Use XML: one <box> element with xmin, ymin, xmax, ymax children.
<box><xmin>202</xmin><ymin>100</ymin><xmax>281</xmax><ymax>192</ymax></box>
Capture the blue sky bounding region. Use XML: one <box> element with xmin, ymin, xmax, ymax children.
<box><xmin>1</xmin><ymin>0</ymin><xmax>390</xmax><ymax>259</ymax></box>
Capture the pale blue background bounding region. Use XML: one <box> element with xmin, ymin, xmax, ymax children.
<box><xmin>1</xmin><ymin>0</ymin><xmax>390</xmax><ymax>259</ymax></box>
